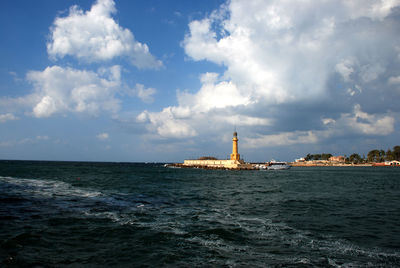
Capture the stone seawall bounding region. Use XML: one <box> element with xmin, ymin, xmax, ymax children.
<box><xmin>167</xmin><ymin>162</ymin><xmax>255</xmax><ymax>170</ymax></box>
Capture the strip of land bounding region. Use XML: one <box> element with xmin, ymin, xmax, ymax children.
<box><xmin>290</xmin><ymin>162</ymin><xmax>373</xmax><ymax>167</ymax></box>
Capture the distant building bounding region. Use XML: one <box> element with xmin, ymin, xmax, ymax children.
<box><xmin>295</xmin><ymin>157</ymin><xmax>305</xmax><ymax>162</ymax></box>
<box><xmin>329</xmin><ymin>156</ymin><xmax>345</xmax><ymax>162</ymax></box>
<box><xmin>183</xmin><ymin>131</ymin><xmax>253</xmax><ymax>169</ymax></box>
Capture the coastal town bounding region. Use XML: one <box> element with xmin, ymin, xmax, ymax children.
<box><xmin>292</xmin><ymin>147</ymin><xmax>400</xmax><ymax>167</ymax></box>
<box><xmin>291</xmin><ymin>154</ymin><xmax>400</xmax><ymax>167</ymax></box>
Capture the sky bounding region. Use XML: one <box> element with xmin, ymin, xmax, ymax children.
<box><xmin>1</xmin><ymin>0</ymin><xmax>400</xmax><ymax>162</ymax></box>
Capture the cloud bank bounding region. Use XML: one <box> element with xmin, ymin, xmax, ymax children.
<box><xmin>140</xmin><ymin>0</ymin><xmax>400</xmax><ymax>150</ymax></box>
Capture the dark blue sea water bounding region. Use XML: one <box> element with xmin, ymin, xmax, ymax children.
<box><xmin>0</xmin><ymin>161</ymin><xmax>399</xmax><ymax>267</ymax></box>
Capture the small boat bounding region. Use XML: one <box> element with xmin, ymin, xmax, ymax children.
<box><xmin>266</xmin><ymin>160</ymin><xmax>291</xmax><ymax>170</ymax></box>
<box><xmin>164</xmin><ymin>164</ymin><xmax>181</xmax><ymax>168</ymax></box>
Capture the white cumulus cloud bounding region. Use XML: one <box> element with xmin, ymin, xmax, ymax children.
<box><xmin>388</xmin><ymin>75</ymin><xmax>400</xmax><ymax>84</ymax></box>
<box><xmin>27</xmin><ymin>65</ymin><xmax>122</xmax><ymax>118</ymax></box>
<box><xmin>96</xmin><ymin>133</ymin><xmax>109</xmax><ymax>140</ymax></box>
<box><xmin>0</xmin><ymin>136</ymin><xmax>50</xmax><ymax>147</ymax></box>
<box><xmin>0</xmin><ymin>113</ymin><xmax>18</xmax><ymax>123</ymax></box>
<box><xmin>183</xmin><ymin>0</ymin><xmax>400</xmax><ymax>105</ymax></box>
<box><xmin>137</xmin><ymin>108</ymin><xmax>197</xmax><ymax>139</ymax></box>
<box><xmin>125</xmin><ymin>84</ymin><xmax>157</xmax><ymax>103</ymax></box>
<box><xmin>335</xmin><ymin>59</ymin><xmax>355</xmax><ymax>82</ymax></box>
<box><xmin>340</xmin><ymin>104</ymin><xmax>395</xmax><ymax>136</ymax></box>
<box><xmin>47</xmin><ymin>0</ymin><xmax>162</xmax><ymax>69</ymax></box>
<box><xmin>243</xmin><ymin>131</ymin><xmax>319</xmax><ymax>148</ymax></box>
<box><xmin>177</xmin><ymin>73</ymin><xmax>251</xmax><ymax>112</ymax></box>
<box><xmin>242</xmin><ymin>103</ymin><xmax>395</xmax><ymax>149</ymax></box>
<box><xmin>136</xmin><ymin>72</ymin><xmax>263</xmax><ymax>138</ymax></box>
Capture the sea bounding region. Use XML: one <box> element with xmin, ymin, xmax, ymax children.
<box><xmin>0</xmin><ymin>160</ymin><xmax>399</xmax><ymax>267</ymax></box>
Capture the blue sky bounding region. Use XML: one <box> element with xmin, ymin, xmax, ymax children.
<box><xmin>1</xmin><ymin>0</ymin><xmax>399</xmax><ymax>162</ymax></box>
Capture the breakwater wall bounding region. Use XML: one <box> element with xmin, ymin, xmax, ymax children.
<box><xmin>166</xmin><ymin>163</ymin><xmax>255</xmax><ymax>170</ymax></box>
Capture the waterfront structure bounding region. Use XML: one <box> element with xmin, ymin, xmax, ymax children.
<box><xmin>329</xmin><ymin>156</ymin><xmax>345</xmax><ymax>162</ymax></box>
<box><xmin>183</xmin><ymin>131</ymin><xmax>253</xmax><ymax>169</ymax></box>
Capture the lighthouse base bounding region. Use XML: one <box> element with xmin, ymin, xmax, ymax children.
<box><xmin>230</xmin><ymin>153</ymin><xmax>240</xmax><ymax>161</ymax></box>
<box><xmin>182</xmin><ymin>159</ymin><xmax>253</xmax><ymax>170</ymax></box>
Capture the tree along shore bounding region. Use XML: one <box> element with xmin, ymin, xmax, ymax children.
<box><xmin>290</xmin><ymin>162</ymin><xmax>373</xmax><ymax>167</ymax></box>
<box><xmin>298</xmin><ymin>145</ymin><xmax>400</xmax><ymax>165</ymax></box>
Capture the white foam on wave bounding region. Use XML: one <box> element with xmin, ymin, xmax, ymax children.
<box><xmin>178</xmin><ymin>210</ymin><xmax>400</xmax><ymax>266</ymax></box>
<box><xmin>316</xmin><ymin>237</ymin><xmax>400</xmax><ymax>261</ymax></box>
<box><xmin>0</xmin><ymin>175</ymin><xmax>142</xmax><ymax>221</ymax></box>
<box><xmin>82</xmin><ymin>210</ymin><xmax>137</xmax><ymax>225</ymax></box>
<box><xmin>0</xmin><ymin>176</ymin><xmax>103</xmax><ymax>199</ymax></box>
<box><xmin>238</xmin><ymin>215</ymin><xmax>400</xmax><ymax>266</ymax></box>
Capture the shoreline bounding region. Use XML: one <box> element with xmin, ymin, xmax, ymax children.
<box><xmin>289</xmin><ymin>163</ymin><xmax>373</xmax><ymax>167</ymax></box>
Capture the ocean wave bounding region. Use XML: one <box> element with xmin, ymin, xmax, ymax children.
<box><xmin>180</xmin><ymin>213</ymin><xmax>400</xmax><ymax>266</ymax></box>
<box><xmin>2</xmin><ymin>165</ymin><xmax>400</xmax><ymax>267</ymax></box>
<box><xmin>0</xmin><ymin>176</ymin><xmax>168</xmax><ymax>227</ymax></box>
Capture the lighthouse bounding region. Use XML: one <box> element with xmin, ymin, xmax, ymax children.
<box><xmin>230</xmin><ymin>131</ymin><xmax>240</xmax><ymax>161</ymax></box>
<box><xmin>181</xmin><ymin>130</ymin><xmax>253</xmax><ymax>169</ymax></box>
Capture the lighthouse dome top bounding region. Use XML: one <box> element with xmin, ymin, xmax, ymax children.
<box><xmin>233</xmin><ymin>131</ymin><xmax>237</xmax><ymax>137</ymax></box>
